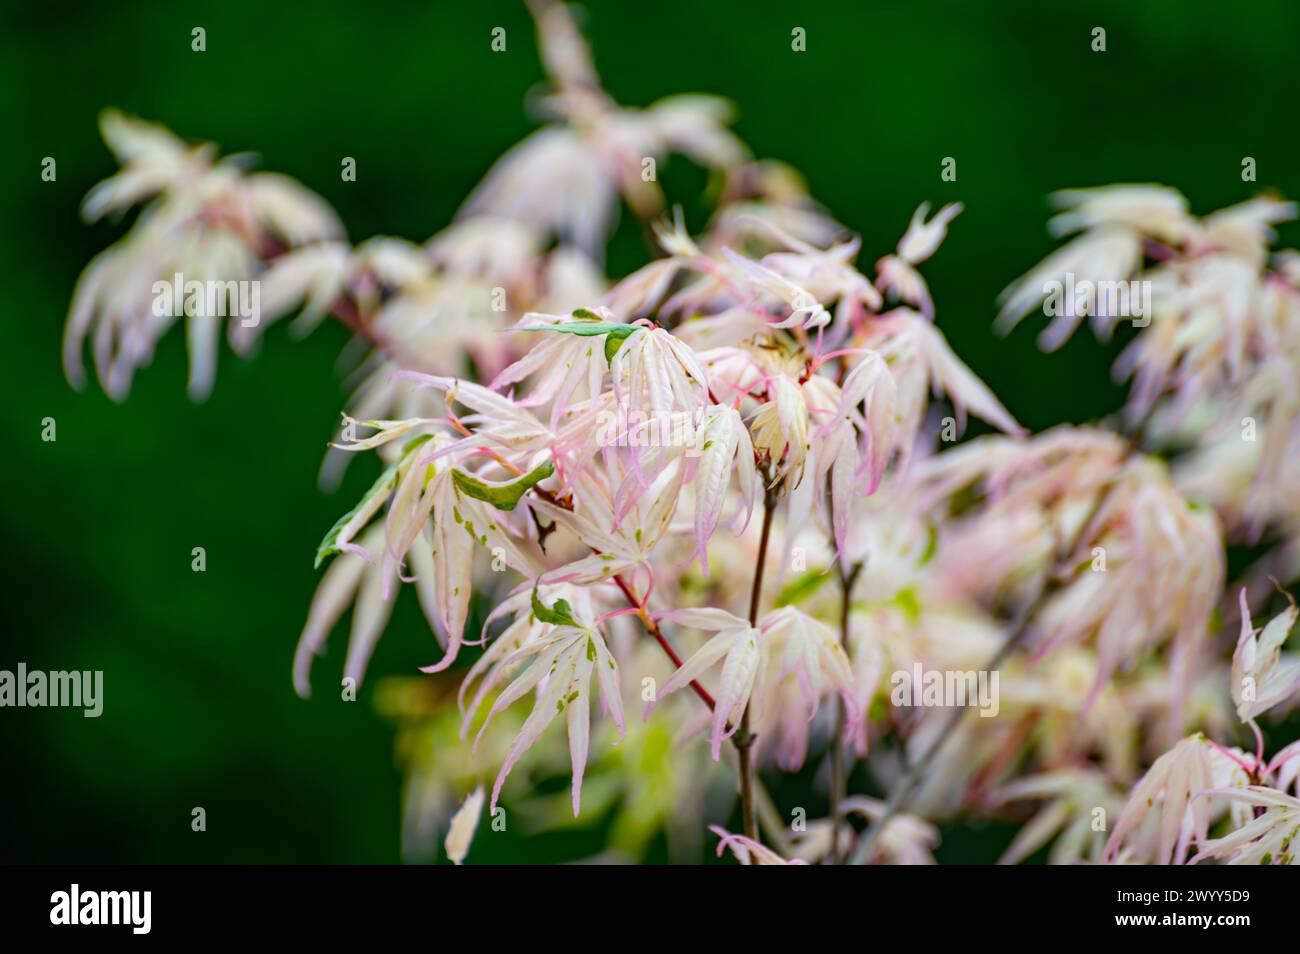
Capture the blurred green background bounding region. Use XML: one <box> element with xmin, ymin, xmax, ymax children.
<box><xmin>2</xmin><ymin>0</ymin><xmax>1297</xmax><ymax>863</ymax></box>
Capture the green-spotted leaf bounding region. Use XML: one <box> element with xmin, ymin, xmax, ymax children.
<box><xmin>314</xmin><ymin>434</ymin><xmax>433</xmax><ymax>568</ymax></box>
<box><xmin>603</xmin><ymin>333</ymin><xmax>629</xmax><ymax>363</ymax></box>
<box><xmin>516</xmin><ymin>313</ymin><xmax>639</xmax><ymax>362</ymax></box>
<box><xmin>520</xmin><ymin>320</ymin><xmax>636</xmax><ymax>339</ymax></box>
<box><xmin>452</xmin><ymin>461</ymin><xmax>554</xmax><ymax>512</ymax></box>
<box><xmin>531</xmin><ymin>586</ymin><xmax>581</xmax><ymax>628</ymax></box>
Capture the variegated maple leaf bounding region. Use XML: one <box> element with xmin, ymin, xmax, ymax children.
<box><xmin>467</xmin><ymin>590</ymin><xmax>626</xmax><ymax>815</ymax></box>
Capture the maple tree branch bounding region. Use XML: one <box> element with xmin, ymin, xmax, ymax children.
<box><xmin>736</xmin><ymin>487</ymin><xmax>778</xmax><ymax>841</ymax></box>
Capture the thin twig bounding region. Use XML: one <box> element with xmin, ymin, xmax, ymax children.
<box><xmin>829</xmin><ymin>558</ymin><xmax>863</xmax><ymax>864</ymax></box>
<box><xmin>736</xmin><ymin>488</ymin><xmax>778</xmax><ymax>841</ymax></box>
<box><xmin>614</xmin><ymin>559</ymin><xmax>797</xmax><ymax>851</ymax></box>
<box><xmin>613</xmin><ymin>573</ymin><xmax>716</xmax><ymax>709</ymax></box>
